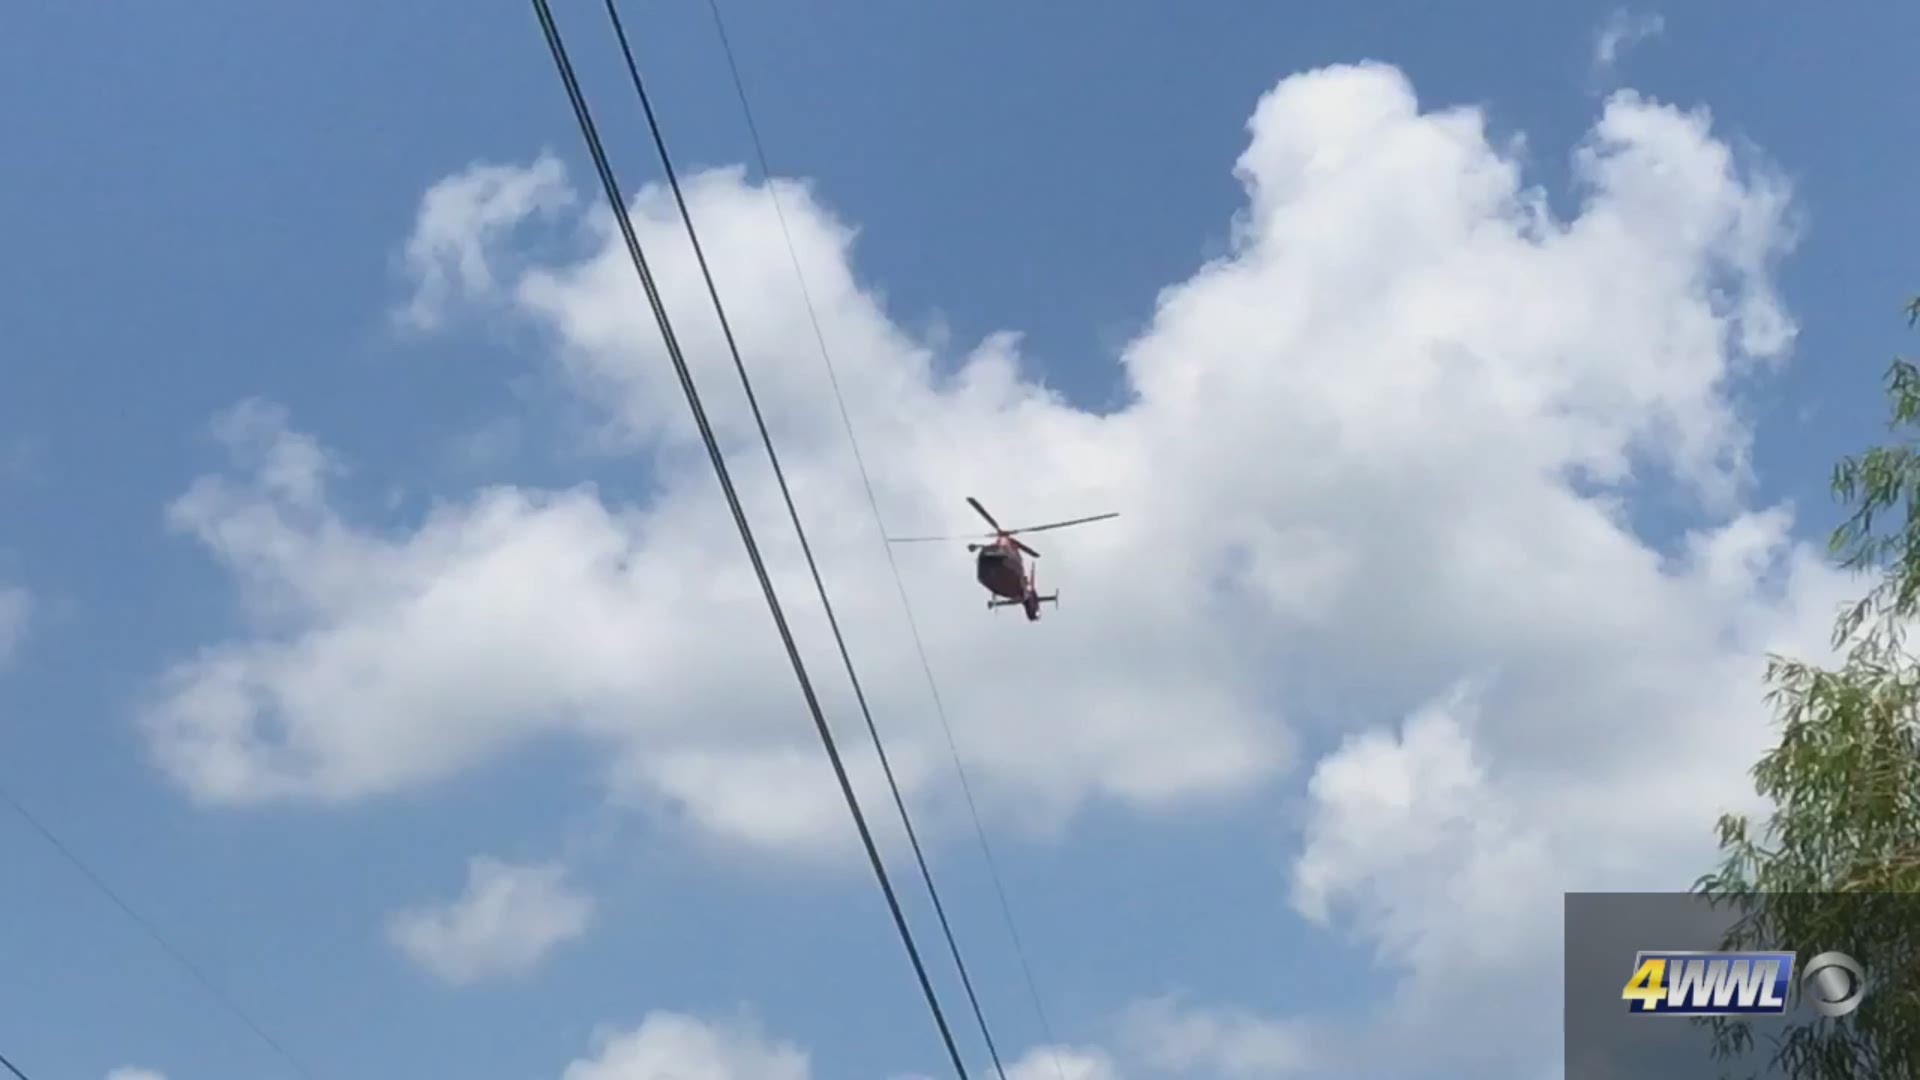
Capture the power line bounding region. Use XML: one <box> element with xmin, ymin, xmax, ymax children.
<box><xmin>0</xmin><ymin>780</ymin><xmax>318</xmax><ymax>1079</ymax></box>
<box><xmin>594</xmin><ymin>3</ymin><xmax>1009</xmax><ymax>1077</ymax></box>
<box><xmin>525</xmin><ymin>4</ymin><xmax>971</xmax><ymax>1077</ymax></box>
<box><xmin>696</xmin><ymin>4</ymin><xmax>1070</xmax><ymax>1077</ymax></box>
<box><xmin>0</xmin><ymin>1048</ymin><xmax>33</xmax><ymax>1080</ymax></box>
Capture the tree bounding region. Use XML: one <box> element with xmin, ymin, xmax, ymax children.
<box><xmin>1694</xmin><ymin>300</ymin><xmax>1920</xmax><ymax>1076</ymax></box>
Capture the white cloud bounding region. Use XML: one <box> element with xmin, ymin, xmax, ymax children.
<box><xmin>1593</xmin><ymin>9</ymin><xmax>1665</xmax><ymax>77</ymax></box>
<box><xmin>397</xmin><ymin>151</ymin><xmax>574</xmax><ymax>331</ymax></box>
<box><xmin>0</xmin><ymin>584</ymin><xmax>27</xmax><ymax>667</ymax></box>
<box><xmin>562</xmin><ymin>1001</ymin><xmax>1310</xmax><ymax>1080</ymax></box>
<box><xmin>1005</xmin><ymin>1044</ymin><xmax>1123</xmax><ymax>1080</ymax></box>
<box><xmin>1286</xmin><ymin>541</ymin><xmax>1849</xmax><ymax>1072</ymax></box>
<box><xmin>386</xmin><ymin>856</ymin><xmax>594</xmax><ymax>985</ymax></box>
<box><xmin>1290</xmin><ymin>688</ymin><xmax>1563</xmax><ymax>1067</ymax></box>
<box><xmin>138</xmin><ymin>392</ymin><xmax>1277</xmax><ymax>847</ymax></box>
<box><xmin>557</xmin><ymin>1011</ymin><xmax>1120</xmax><ymax>1080</ymax></box>
<box><xmin>896</xmin><ymin>1045</ymin><xmax>1125</xmax><ymax>1080</ymax></box>
<box><xmin>144</xmin><ymin>60</ymin><xmax>1852</xmax><ymax>1068</ymax></box>
<box><xmin>106</xmin><ymin>1069</ymin><xmax>166</xmax><ymax>1080</ymax></box>
<box><xmin>562</xmin><ymin>1012</ymin><xmax>809</xmax><ymax>1080</ymax></box>
<box><xmin>1120</xmin><ymin>996</ymin><xmax>1317</xmax><ymax>1076</ymax></box>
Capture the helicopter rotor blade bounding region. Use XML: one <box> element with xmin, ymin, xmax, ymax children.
<box><xmin>1010</xmin><ymin>537</ymin><xmax>1040</xmax><ymax>558</ymax></box>
<box><xmin>966</xmin><ymin>496</ymin><xmax>1004</xmax><ymax>533</ymax></box>
<box><xmin>1000</xmin><ymin>511</ymin><xmax>1120</xmax><ymax>537</ymax></box>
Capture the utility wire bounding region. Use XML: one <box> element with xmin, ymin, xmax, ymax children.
<box><xmin>596</xmin><ymin>3</ymin><xmax>1009</xmax><ymax>1078</ymax></box>
<box><xmin>696</xmin><ymin>4</ymin><xmax>1069</xmax><ymax>1076</ymax></box>
<box><xmin>526</xmin><ymin>4</ymin><xmax>971</xmax><ymax>1077</ymax></box>
<box><xmin>0</xmin><ymin>1048</ymin><xmax>33</xmax><ymax>1080</ymax></box>
<box><xmin>0</xmin><ymin>781</ymin><xmax>318</xmax><ymax>1079</ymax></box>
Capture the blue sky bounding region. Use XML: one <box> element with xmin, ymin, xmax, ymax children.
<box><xmin>3</xmin><ymin>3</ymin><xmax>1917</xmax><ymax>1078</ymax></box>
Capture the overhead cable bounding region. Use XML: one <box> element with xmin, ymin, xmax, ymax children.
<box><xmin>595</xmin><ymin>2</ymin><xmax>1010</xmax><ymax>1077</ymax></box>
<box><xmin>696</xmin><ymin>3</ymin><xmax>1070</xmax><ymax>1076</ymax></box>
<box><xmin>0</xmin><ymin>780</ymin><xmax>318</xmax><ymax>1079</ymax></box>
<box><xmin>526</xmin><ymin>3</ymin><xmax>971</xmax><ymax>1076</ymax></box>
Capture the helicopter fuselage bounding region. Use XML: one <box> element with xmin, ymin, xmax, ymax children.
<box><xmin>974</xmin><ymin>538</ymin><xmax>1027</xmax><ymax>601</ymax></box>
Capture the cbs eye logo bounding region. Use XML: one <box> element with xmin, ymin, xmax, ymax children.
<box><xmin>1801</xmin><ymin>951</ymin><xmax>1866</xmax><ymax>1018</ymax></box>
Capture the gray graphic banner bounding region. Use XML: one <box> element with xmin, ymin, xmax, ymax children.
<box><xmin>1563</xmin><ymin>891</ymin><xmax>1911</xmax><ymax>1078</ymax></box>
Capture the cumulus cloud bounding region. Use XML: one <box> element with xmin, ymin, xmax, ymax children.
<box><xmin>1287</xmin><ymin>545</ymin><xmax>1847</xmax><ymax>1071</ymax></box>
<box><xmin>1004</xmin><ymin>1045</ymin><xmax>1123</xmax><ymax>1080</ymax></box>
<box><xmin>386</xmin><ymin>856</ymin><xmax>594</xmax><ymax>985</ymax></box>
<box><xmin>144</xmin><ymin>61</ymin><xmax>1853</xmax><ymax>1068</ymax></box>
<box><xmin>562</xmin><ymin>1012</ymin><xmax>809</xmax><ymax>1080</ymax></box>
<box><xmin>396</xmin><ymin>151</ymin><xmax>574</xmax><ymax>331</ymax></box>
<box><xmin>1119</xmin><ymin>996</ymin><xmax>1317</xmax><ymax>1076</ymax></box>
<box><xmin>563</xmin><ymin>1002</ymin><xmax>1298</xmax><ymax>1080</ymax></box>
<box><xmin>1593</xmin><ymin>9</ymin><xmax>1665</xmax><ymax>77</ymax></box>
<box><xmin>0</xmin><ymin>584</ymin><xmax>27</xmax><ymax>667</ymax></box>
<box><xmin>1291</xmin><ymin>688</ymin><xmax>1562</xmax><ymax>1065</ymax></box>
<box><xmin>562</xmin><ymin>1012</ymin><xmax>1112</xmax><ymax>1080</ymax></box>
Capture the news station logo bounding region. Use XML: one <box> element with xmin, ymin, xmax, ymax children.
<box><xmin>1621</xmin><ymin>950</ymin><xmax>1865</xmax><ymax>1018</ymax></box>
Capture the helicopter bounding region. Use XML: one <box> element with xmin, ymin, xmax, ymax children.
<box><xmin>888</xmin><ymin>497</ymin><xmax>1119</xmax><ymax>621</ymax></box>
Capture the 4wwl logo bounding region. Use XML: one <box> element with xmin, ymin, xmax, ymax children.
<box><xmin>1622</xmin><ymin>950</ymin><xmax>1866</xmax><ymax>1017</ymax></box>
